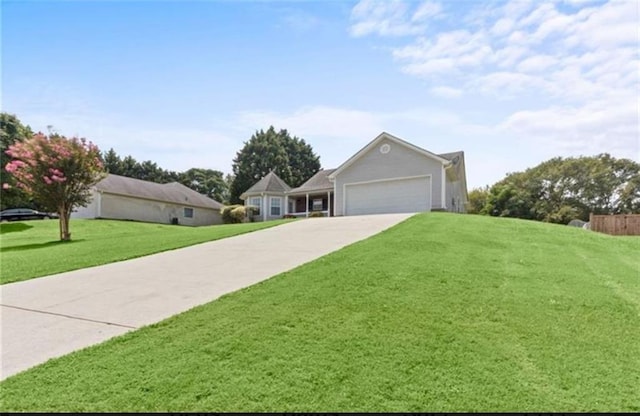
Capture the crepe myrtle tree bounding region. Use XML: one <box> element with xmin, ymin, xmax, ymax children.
<box><xmin>4</xmin><ymin>133</ymin><xmax>106</xmax><ymax>241</ymax></box>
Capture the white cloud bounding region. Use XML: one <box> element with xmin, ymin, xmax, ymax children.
<box><xmin>412</xmin><ymin>1</ymin><xmax>442</xmax><ymax>22</ymax></box>
<box><xmin>516</xmin><ymin>54</ymin><xmax>558</xmax><ymax>72</ymax></box>
<box><xmin>354</xmin><ymin>0</ymin><xmax>639</xmax><ymax>160</ymax></box>
<box><xmin>429</xmin><ymin>86</ymin><xmax>463</xmax><ymax>98</ymax></box>
<box><xmin>500</xmin><ymin>100</ymin><xmax>639</xmax><ymax>159</ymax></box>
<box><xmin>393</xmin><ymin>30</ymin><xmax>493</xmax><ymax>75</ymax></box>
<box><xmin>237</xmin><ymin>106</ymin><xmax>384</xmax><ymax>142</ymax></box>
<box><xmin>490</xmin><ymin>17</ymin><xmax>515</xmax><ymax>36</ymax></box>
<box><xmin>349</xmin><ymin>0</ymin><xmax>442</xmax><ymax>37</ymax></box>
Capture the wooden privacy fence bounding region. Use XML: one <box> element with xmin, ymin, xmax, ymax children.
<box><xmin>589</xmin><ymin>213</ymin><xmax>640</xmax><ymax>236</ymax></box>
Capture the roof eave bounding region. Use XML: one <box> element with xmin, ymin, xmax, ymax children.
<box><xmin>287</xmin><ymin>186</ymin><xmax>333</xmax><ymax>195</ymax></box>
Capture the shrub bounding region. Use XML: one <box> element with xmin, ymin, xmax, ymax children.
<box><xmin>230</xmin><ymin>206</ymin><xmax>247</xmax><ymax>223</ymax></box>
<box><xmin>221</xmin><ymin>205</ymin><xmax>246</xmax><ymax>224</ymax></box>
<box><xmin>282</xmin><ymin>214</ymin><xmax>297</xmax><ymax>219</ymax></box>
<box><xmin>309</xmin><ymin>212</ymin><xmax>325</xmax><ymax>218</ymax></box>
<box><xmin>246</xmin><ymin>206</ymin><xmax>259</xmax><ymax>217</ymax></box>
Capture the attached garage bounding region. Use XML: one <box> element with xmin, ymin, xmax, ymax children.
<box><xmin>344</xmin><ymin>175</ymin><xmax>432</xmax><ymax>216</ymax></box>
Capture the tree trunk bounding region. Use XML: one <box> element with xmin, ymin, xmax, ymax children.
<box><xmin>59</xmin><ymin>207</ymin><xmax>72</xmax><ymax>241</ymax></box>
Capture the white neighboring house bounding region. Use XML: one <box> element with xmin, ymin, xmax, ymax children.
<box><xmin>72</xmin><ymin>174</ymin><xmax>223</xmax><ymax>226</ymax></box>
<box><xmin>241</xmin><ymin>132</ymin><xmax>468</xmax><ymax>219</ymax></box>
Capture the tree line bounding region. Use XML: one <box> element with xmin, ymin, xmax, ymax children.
<box><xmin>467</xmin><ymin>154</ymin><xmax>640</xmax><ymax>223</ymax></box>
<box><xmin>101</xmin><ymin>148</ymin><xmax>231</xmax><ymax>204</ymax></box>
<box><xmin>2</xmin><ymin>113</ymin><xmax>321</xmax><ymax>211</ymax></box>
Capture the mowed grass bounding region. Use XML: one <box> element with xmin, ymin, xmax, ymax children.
<box><xmin>1</xmin><ymin>213</ymin><xmax>638</xmax><ymax>412</ymax></box>
<box><xmin>0</xmin><ymin>219</ymin><xmax>288</xmax><ymax>284</ymax></box>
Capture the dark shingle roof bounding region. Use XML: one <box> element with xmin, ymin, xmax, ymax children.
<box><xmin>289</xmin><ymin>169</ymin><xmax>336</xmax><ymax>193</ymax></box>
<box><xmin>95</xmin><ymin>174</ymin><xmax>223</xmax><ymax>210</ymax></box>
<box><xmin>241</xmin><ymin>171</ymin><xmax>291</xmax><ymax>198</ymax></box>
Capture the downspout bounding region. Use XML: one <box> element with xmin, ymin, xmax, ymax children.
<box><xmin>306</xmin><ymin>193</ymin><xmax>309</xmax><ymax>218</ymax></box>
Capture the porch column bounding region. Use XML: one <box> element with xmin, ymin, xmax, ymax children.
<box><xmin>306</xmin><ymin>193</ymin><xmax>309</xmax><ymax>218</ymax></box>
<box><xmin>263</xmin><ymin>194</ymin><xmax>267</xmax><ymax>222</ymax></box>
<box><xmin>327</xmin><ymin>191</ymin><xmax>331</xmax><ymax>217</ymax></box>
<box><xmin>284</xmin><ymin>195</ymin><xmax>288</xmax><ymax>215</ymax></box>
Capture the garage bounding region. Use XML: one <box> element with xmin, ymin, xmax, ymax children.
<box><xmin>344</xmin><ymin>175</ymin><xmax>431</xmax><ymax>216</ymax></box>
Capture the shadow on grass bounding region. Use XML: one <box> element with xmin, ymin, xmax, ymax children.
<box><xmin>0</xmin><ymin>222</ymin><xmax>34</xmax><ymax>234</ymax></box>
<box><xmin>0</xmin><ymin>239</ymin><xmax>85</xmax><ymax>252</ymax></box>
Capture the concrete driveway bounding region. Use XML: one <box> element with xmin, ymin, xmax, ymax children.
<box><xmin>0</xmin><ymin>213</ymin><xmax>412</xmax><ymax>380</ymax></box>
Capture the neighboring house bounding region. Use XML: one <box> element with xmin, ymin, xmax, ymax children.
<box><xmin>72</xmin><ymin>174</ymin><xmax>224</xmax><ymax>226</ymax></box>
<box><xmin>240</xmin><ymin>132</ymin><xmax>468</xmax><ymax>219</ymax></box>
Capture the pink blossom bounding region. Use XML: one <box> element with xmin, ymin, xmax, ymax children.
<box><xmin>43</xmin><ymin>176</ymin><xmax>53</xmax><ymax>185</ymax></box>
<box><xmin>2</xmin><ymin>183</ymin><xmax>10</xmax><ymax>189</ymax></box>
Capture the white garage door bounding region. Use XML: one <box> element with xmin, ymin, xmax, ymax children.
<box><xmin>344</xmin><ymin>176</ymin><xmax>431</xmax><ymax>216</ymax></box>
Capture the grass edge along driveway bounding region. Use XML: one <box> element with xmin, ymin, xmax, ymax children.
<box><xmin>0</xmin><ymin>219</ymin><xmax>290</xmax><ymax>284</ymax></box>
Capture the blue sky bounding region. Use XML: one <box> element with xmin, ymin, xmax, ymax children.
<box><xmin>3</xmin><ymin>0</ymin><xmax>638</xmax><ymax>189</ymax></box>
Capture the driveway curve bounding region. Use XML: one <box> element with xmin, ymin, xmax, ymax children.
<box><xmin>0</xmin><ymin>213</ymin><xmax>412</xmax><ymax>380</ymax></box>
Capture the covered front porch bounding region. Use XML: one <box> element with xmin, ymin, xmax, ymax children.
<box><xmin>286</xmin><ymin>190</ymin><xmax>334</xmax><ymax>217</ymax></box>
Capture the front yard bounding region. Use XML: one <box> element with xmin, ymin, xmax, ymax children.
<box><xmin>1</xmin><ymin>213</ymin><xmax>638</xmax><ymax>412</ymax></box>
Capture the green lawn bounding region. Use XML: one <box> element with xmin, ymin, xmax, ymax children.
<box><xmin>0</xmin><ymin>218</ymin><xmax>288</xmax><ymax>284</ymax></box>
<box><xmin>1</xmin><ymin>213</ymin><xmax>638</xmax><ymax>412</ymax></box>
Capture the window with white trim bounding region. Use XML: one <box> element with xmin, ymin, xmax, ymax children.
<box><xmin>183</xmin><ymin>207</ymin><xmax>194</xmax><ymax>218</ymax></box>
<box><xmin>249</xmin><ymin>197</ymin><xmax>261</xmax><ymax>215</ymax></box>
<box><xmin>312</xmin><ymin>198</ymin><xmax>323</xmax><ymax>211</ymax></box>
<box><xmin>270</xmin><ymin>197</ymin><xmax>281</xmax><ymax>216</ymax></box>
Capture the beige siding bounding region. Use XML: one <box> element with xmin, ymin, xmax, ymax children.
<box><xmin>89</xmin><ymin>193</ymin><xmax>221</xmax><ymax>226</ymax></box>
<box><xmin>71</xmin><ymin>189</ymin><xmax>100</xmax><ymax>218</ymax></box>
<box><xmin>334</xmin><ymin>138</ymin><xmax>444</xmax><ymax>216</ymax></box>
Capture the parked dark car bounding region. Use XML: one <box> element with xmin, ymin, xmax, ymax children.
<box><xmin>0</xmin><ymin>208</ymin><xmax>59</xmax><ymax>222</ymax></box>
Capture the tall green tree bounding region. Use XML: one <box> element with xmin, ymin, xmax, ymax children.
<box><xmin>179</xmin><ymin>168</ymin><xmax>228</xmax><ymax>203</ymax></box>
<box><xmin>229</xmin><ymin>126</ymin><xmax>321</xmax><ymax>203</ymax></box>
<box><xmin>0</xmin><ymin>113</ymin><xmax>34</xmax><ymax>210</ymax></box>
<box><xmin>101</xmin><ymin>149</ymin><xmax>179</xmax><ymax>184</ymax></box>
<box><xmin>102</xmin><ymin>148</ymin><xmax>122</xmax><ymax>174</ymax></box>
<box><xmin>483</xmin><ymin>154</ymin><xmax>640</xmax><ymax>223</ymax></box>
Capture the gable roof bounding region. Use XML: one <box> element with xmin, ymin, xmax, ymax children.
<box><xmin>95</xmin><ymin>174</ymin><xmax>223</xmax><ymax>210</ymax></box>
<box><xmin>328</xmin><ymin>132</ymin><xmax>451</xmax><ymax>179</ymax></box>
<box><xmin>289</xmin><ymin>169</ymin><xmax>336</xmax><ymax>194</ymax></box>
<box><xmin>240</xmin><ymin>171</ymin><xmax>291</xmax><ymax>199</ymax></box>
<box><xmin>288</xmin><ymin>169</ymin><xmax>335</xmax><ymax>194</ymax></box>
